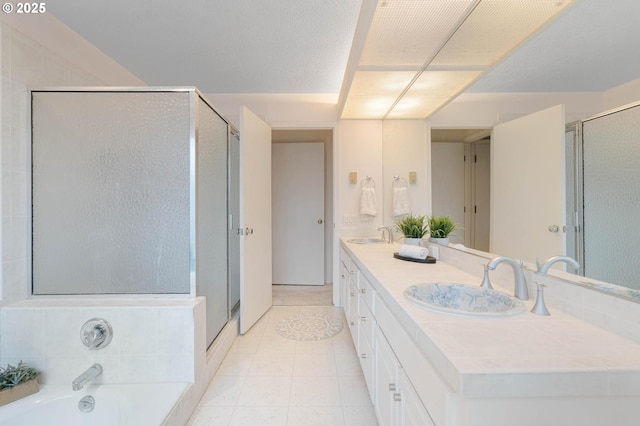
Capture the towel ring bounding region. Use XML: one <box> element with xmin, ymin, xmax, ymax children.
<box><xmin>392</xmin><ymin>176</ymin><xmax>408</xmax><ymax>188</ymax></box>
<box><xmin>361</xmin><ymin>176</ymin><xmax>375</xmax><ymax>188</ymax></box>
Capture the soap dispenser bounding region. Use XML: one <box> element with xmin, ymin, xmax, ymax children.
<box><xmin>531</xmin><ymin>282</ymin><xmax>550</xmax><ymax>316</ymax></box>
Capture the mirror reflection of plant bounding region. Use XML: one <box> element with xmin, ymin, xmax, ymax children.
<box><xmin>428</xmin><ymin>215</ymin><xmax>458</xmax><ymax>238</ymax></box>
<box><xmin>394</xmin><ymin>214</ymin><xmax>429</xmax><ymax>238</ymax></box>
<box><xmin>0</xmin><ymin>362</ymin><xmax>40</xmax><ymax>390</ymax></box>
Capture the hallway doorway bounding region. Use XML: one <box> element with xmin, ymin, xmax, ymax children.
<box><xmin>271</xmin><ymin>129</ymin><xmax>334</xmax><ymax>300</ymax></box>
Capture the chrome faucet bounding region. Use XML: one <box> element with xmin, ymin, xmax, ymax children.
<box><xmin>72</xmin><ymin>363</ymin><xmax>103</xmax><ymax>391</ymax></box>
<box><xmin>377</xmin><ymin>225</ymin><xmax>393</xmax><ymax>243</ymax></box>
<box><xmin>486</xmin><ymin>256</ymin><xmax>529</xmax><ymax>300</ymax></box>
<box><xmin>536</xmin><ymin>255</ymin><xmax>580</xmax><ymax>275</ymax></box>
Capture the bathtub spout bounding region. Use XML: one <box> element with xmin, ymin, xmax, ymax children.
<box><xmin>72</xmin><ymin>363</ymin><xmax>103</xmax><ymax>391</ymax></box>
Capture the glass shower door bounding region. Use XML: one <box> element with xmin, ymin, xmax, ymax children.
<box><xmin>32</xmin><ymin>91</ymin><xmax>192</xmax><ymax>294</ymax></box>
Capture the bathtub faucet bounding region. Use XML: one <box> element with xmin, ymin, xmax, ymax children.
<box><xmin>72</xmin><ymin>363</ymin><xmax>103</xmax><ymax>391</ymax></box>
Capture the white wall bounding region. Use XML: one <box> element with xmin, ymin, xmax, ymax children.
<box><xmin>206</xmin><ymin>93</ymin><xmax>339</xmax><ymax>130</ymax></box>
<box><xmin>429</xmin><ymin>92</ymin><xmax>605</xmax><ymax>128</ymax></box>
<box><xmin>337</xmin><ymin>120</ymin><xmax>383</xmax><ymax>236</ymax></box>
<box><xmin>382</xmin><ymin>120</ymin><xmax>430</xmax><ymax>234</ymax></box>
<box><xmin>603</xmin><ymin>77</ymin><xmax>640</xmax><ymax>111</ymax></box>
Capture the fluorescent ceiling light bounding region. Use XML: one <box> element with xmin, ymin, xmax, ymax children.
<box><xmin>340</xmin><ymin>0</ymin><xmax>576</xmax><ymax>120</ymax></box>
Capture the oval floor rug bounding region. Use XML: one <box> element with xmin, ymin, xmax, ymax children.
<box><xmin>275</xmin><ymin>312</ymin><xmax>344</xmax><ymax>341</ymax></box>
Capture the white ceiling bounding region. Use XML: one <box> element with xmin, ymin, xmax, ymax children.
<box><xmin>47</xmin><ymin>0</ymin><xmax>640</xmax><ymax>99</ymax></box>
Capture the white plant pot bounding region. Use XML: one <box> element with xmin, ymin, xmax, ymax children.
<box><xmin>429</xmin><ymin>237</ymin><xmax>449</xmax><ymax>246</ymax></box>
<box><xmin>403</xmin><ymin>237</ymin><xmax>423</xmax><ymax>246</ymax></box>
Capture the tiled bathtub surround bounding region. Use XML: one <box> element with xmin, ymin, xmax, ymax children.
<box><xmin>0</xmin><ymin>297</ymin><xmax>204</xmax><ymax>384</ymax></box>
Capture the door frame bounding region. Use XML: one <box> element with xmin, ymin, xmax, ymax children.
<box><xmin>271</xmin><ymin>128</ymin><xmax>335</xmax><ymax>298</ymax></box>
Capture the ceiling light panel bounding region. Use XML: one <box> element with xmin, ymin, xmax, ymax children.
<box><xmin>386</xmin><ymin>70</ymin><xmax>483</xmax><ymax>118</ymax></box>
<box><xmin>431</xmin><ymin>0</ymin><xmax>575</xmax><ymax>67</ymax></box>
<box><xmin>358</xmin><ymin>0</ymin><xmax>477</xmax><ymax>67</ymax></box>
<box><xmin>342</xmin><ymin>71</ymin><xmax>416</xmax><ymax>118</ymax></box>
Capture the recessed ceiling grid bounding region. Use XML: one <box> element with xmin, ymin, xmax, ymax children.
<box><xmin>341</xmin><ymin>0</ymin><xmax>576</xmax><ymax>119</ymax></box>
<box><xmin>358</xmin><ymin>0</ymin><xmax>477</xmax><ymax>67</ymax></box>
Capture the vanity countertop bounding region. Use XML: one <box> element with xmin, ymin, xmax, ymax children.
<box><xmin>341</xmin><ymin>239</ymin><xmax>640</xmax><ymax>399</ymax></box>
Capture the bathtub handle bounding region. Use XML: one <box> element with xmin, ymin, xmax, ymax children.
<box><xmin>80</xmin><ymin>318</ymin><xmax>113</xmax><ymax>350</ymax></box>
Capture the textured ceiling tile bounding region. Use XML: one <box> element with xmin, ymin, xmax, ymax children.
<box><xmin>432</xmin><ymin>0</ymin><xmax>574</xmax><ymax>67</ymax></box>
<box><xmin>359</xmin><ymin>0</ymin><xmax>476</xmax><ymax>67</ymax></box>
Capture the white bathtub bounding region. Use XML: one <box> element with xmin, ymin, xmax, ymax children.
<box><xmin>0</xmin><ymin>383</ymin><xmax>188</xmax><ymax>426</ymax></box>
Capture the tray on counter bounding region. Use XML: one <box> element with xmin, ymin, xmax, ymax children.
<box><xmin>393</xmin><ymin>252</ymin><xmax>436</xmax><ymax>264</ymax></box>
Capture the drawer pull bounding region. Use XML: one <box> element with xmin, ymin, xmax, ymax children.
<box><xmin>361</xmin><ymin>316</ymin><xmax>367</xmax><ymax>322</ymax></box>
<box><xmin>350</xmin><ymin>292</ymin><xmax>355</xmax><ymax>297</ymax></box>
<box><xmin>360</xmin><ymin>288</ymin><xmax>367</xmax><ymax>294</ymax></box>
<box><xmin>393</xmin><ymin>393</ymin><xmax>401</xmax><ymax>402</ymax></box>
<box><xmin>341</xmin><ymin>274</ymin><xmax>345</xmax><ymax>279</ymax></box>
<box><xmin>389</xmin><ymin>383</ymin><xmax>396</xmax><ymax>391</ymax></box>
<box><xmin>350</xmin><ymin>321</ymin><xmax>355</xmax><ymax>326</ymax></box>
<box><xmin>361</xmin><ymin>353</ymin><xmax>367</xmax><ymax>359</ymax></box>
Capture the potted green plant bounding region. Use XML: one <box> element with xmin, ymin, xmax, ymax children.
<box><xmin>394</xmin><ymin>214</ymin><xmax>428</xmax><ymax>246</ymax></box>
<box><xmin>428</xmin><ymin>215</ymin><xmax>458</xmax><ymax>245</ymax></box>
<box><xmin>0</xmin><ymin>362</ymin><xmax>41</xmax><ymax>406</ymax></box>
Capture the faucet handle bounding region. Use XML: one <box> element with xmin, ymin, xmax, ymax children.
<box><xmin>81</xmin><ymin>318</ymin><xmax>113</xmax><ymax>350</ymax></box>
<box><xmin>531</xmin><ymin>282</ymin><xmax>551</xmax><ymax>316</ymax></box>
<box><xmin>480</xmin><ymin>265</ymin><xmax>493</xmax><ymax>289</ymax></box>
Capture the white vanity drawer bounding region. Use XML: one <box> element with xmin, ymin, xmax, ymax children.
<box><xmin>358</xmin><ymin>273</ymin><xmax>376</xmax><ymax>314</ymax></box>
<box><xmin>375</xmin><ymin>294</ymin><xmax>450</xmax><ymax>426</ymax></box>
<box><xmin>358</xmin><ymin>298</ymin><xmax>376</xmax><ymax>348</ymax></box>
<box><xmin>357</xmin><ymin>326</ymin><xmax>375</xmax><ymax>402</ymax></box>
<box><xmin>348</xmin><ymin>282</ymin><xmax>359</xmax><ymax>348</ymax></box>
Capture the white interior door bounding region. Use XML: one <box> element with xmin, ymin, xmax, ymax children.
<box><xmin>491</xmin><ymin>104</ymin><xmax>565</xmax><ymax>264</ymax></box>
<box><xmin>272</xmin><ymin>142</ymin><xmax>324</xmax><ymax>285</ymax></box>
<box><xmin>472</xmin><ymin>141</ymin><xmax>490</xmax><ymax>252</ymax></box>
<box><xmin>240</xmin><ymin>106</ymin><xmax>272</xmax><ymax>334</ymax></box>
<box><xmin>431</xmin><ymin>142</ymin><xmax>465</xmax><ymax>243</ymax></box>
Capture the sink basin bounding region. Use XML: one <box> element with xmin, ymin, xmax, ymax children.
<box><xmin>405</xmin><ymin>283</ymin><xmax>525</xmax><ymax>318</ymax></box>
<box><xmin>347</xmin><ymin>237</ymin><xmax>386</xmax><ymax>244</ymax></box>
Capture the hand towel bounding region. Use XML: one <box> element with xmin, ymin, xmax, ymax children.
<box><xmin>398</xmin><ymin>244</ymin><xmax>428</xmax><ymax>260</ymax></box>
<box><xmin>392</xmin><ymin>186</ymin><xmax>411</xmax><ymax>218</ymax></box>
<box><xmin>360</xmin><ymin>186</ymin><xmax>377</xmax><ymax>217</ymax></box>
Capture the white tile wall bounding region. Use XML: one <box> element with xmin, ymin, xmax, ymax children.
<box><xmin>0</xmin><ymin>299</ymin><xmax>202</xmax><ymax>384</ymax></box>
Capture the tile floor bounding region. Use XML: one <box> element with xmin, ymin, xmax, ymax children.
<box><xmin>187</xmin><ymin>306</ymin><xmax>379</xmax><ymax>426</ymax></box>
<box><xmin>272</xmin><ymin>284</ymin><xmax>333</xmax><ymax>306</ymax></box>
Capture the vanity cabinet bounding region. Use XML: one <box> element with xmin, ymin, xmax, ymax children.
<box><xmin>343</xmin><ymin>252</ymin><xmax>376</xmax><ymax>402</ymax></box>
<box><xmin>375</xmin><ymin>304</ymin><xmax>436</xmax><ymax>426</ymax></box>
<box><xmin>341</xmin><ymin>241</ymin><xmax>640</xmax><ymax>426</ymax></box>
<box><xmin>341</xmin><ymin>248</ymin><xmax>442</xmax><ymax>425</ymax></box>
<box><xmin>398</xmin><ymin>369</ymin><xmax>435</xmax><ymax>426</ymax></box>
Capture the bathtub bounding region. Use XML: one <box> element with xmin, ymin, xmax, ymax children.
<box><xmin>0</xmin><ymin>383</ymin><xmax>188</xmax><ymax>426</ymax></box>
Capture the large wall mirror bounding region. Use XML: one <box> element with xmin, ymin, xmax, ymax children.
<box><xmin>429</xmin><ymin>102</ymin><xmax>640</xmax><ymax>302</ymax></box>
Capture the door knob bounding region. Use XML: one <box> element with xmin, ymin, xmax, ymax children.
<box><xmin>317</xmin><ymin>219</ymin><xmax>323</xmax><ymax>224</ymax></box>
<box><xmin>548</xmin><ymin>225</ymin><xmax>559</xmax><ymax>233</ymax></box>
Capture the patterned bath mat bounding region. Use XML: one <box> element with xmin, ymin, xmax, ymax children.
<box><xmin>275</xmin><ymin>312</ymin><xmax>344</xmax><ymax>341</ymax></box>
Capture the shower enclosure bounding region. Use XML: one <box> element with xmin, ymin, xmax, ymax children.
<box><xmin>30</xmin><ymin>87</ymin><xmax>236</xmax><ymax>345</ymax></box>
